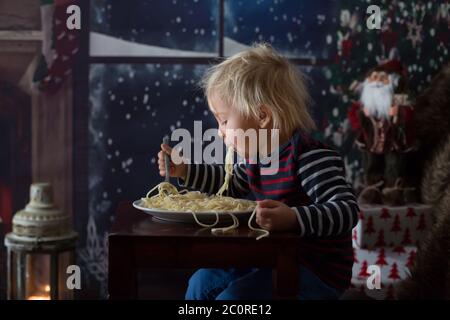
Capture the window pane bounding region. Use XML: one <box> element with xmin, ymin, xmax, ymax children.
<box><xmin>224</xmin><ymin>0</ymin><xmax>339</xmax><ymax>58</ymax></box>
<box><xmin>88</xmin><ymin>64</ymin><xmax>217</xmax><ymax>224</ymax></box>
<box><xmin>90</xmin><ymin>0</ymin><xmax>219</xmax><ymax>57</ymax></box>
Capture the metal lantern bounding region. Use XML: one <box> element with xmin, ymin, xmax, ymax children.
<box><xmin>4</xmin><ymin>183</ymin><xmax>77</xmax><ymax>300</ymax></box>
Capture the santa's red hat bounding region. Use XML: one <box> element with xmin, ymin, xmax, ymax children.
<box><xmin>350</xmin><ymin>58</ymin><xmax>409</xmax><ymax>94</ymax></box>
<box><xmin>366</xmin><ymin>59</ymin><xmax>408</xmax><ymax>92</ymax></box>
<box><xmin>373</xmin><ymin>59</ymin><xmax>405</xmax><ymax>77</ymax></box>
<box><xmin>376</xmin><ymin>59</ymin><xmax>403</xmax><ymax>75</ymax></box>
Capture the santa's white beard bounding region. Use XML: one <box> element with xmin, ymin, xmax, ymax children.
<box><xmin>360</xmin><ymin>80</ymin><xmax>394</xmax><ymax>119</ymax></box>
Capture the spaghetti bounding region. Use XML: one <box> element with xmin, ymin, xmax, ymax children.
<box><xmin>216</xmin><ymin>147</ymin><xmax>234</xmax><ymax>196</ymax></box>
<box><xmin>141</xmin><ymin>147</ymin><xmax>270</xmax><ymax>240</ymax></box>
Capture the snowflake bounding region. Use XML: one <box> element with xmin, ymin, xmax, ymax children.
<box><xmin>406</xmin><ymin>20</ymin><xmax>423</xmax><ymax>48</ymax></box>
<box><xmin>78</xmin><ymin>215</ymin><xmax>109</xmax><ymax>297</ymax></box>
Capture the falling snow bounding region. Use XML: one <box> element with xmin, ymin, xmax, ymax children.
<box><xmin>91</xmin><ymin>0</ymin><xmax>218</xmax><ymax>56</ymax></box>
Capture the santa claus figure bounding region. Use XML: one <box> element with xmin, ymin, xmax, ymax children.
<box><xmin>348</xmin><ymin>60</ymin><xmax>418</xmax><ymax>205</ymax></box>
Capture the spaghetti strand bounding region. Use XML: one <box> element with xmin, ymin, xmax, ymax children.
<box><xmin>140</xmin><ymin>147</ymin><xmax>270</xmax><ymax>240</ymax></box>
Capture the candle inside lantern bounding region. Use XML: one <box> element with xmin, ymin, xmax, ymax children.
<box><xmin>27</xmin><ymin>294</ymin><xmax>50</xmax><ymax>300</ymax></box>
<box><xmin>27</xmin><ymin>284</ymin><xmax>51</xmax><ymax>300</ymax></box>
<box><xmin>5</xmin><ymin>183</ymin><xmax>78</xmax><ymax>300</ymax></box>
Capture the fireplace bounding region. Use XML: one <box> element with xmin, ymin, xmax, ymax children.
<box><xmin>0</xmin><ymin>81</ymin><xmax>31</xmax><ymax>234</ymax></box>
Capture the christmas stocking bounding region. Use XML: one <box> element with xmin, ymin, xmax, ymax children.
<box><xmin>33</xmin><ymin>0</ymin><xmax>80</xmax><ymax>94</ymax></box>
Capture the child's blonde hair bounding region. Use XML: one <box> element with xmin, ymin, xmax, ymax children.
<box><xmin>200</xmin><ymin>43</ymin><xmax>316</xmax><ymax>135</ymax></box>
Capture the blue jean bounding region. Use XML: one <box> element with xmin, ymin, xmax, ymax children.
<box><xmin>185</xmin><ymin>267</ymin><xmax>342</xmax><ymax>300</ymax></box>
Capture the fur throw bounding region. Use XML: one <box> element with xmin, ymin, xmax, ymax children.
<box><xmin>414</xmin><ymin>63</ymin><xmax>450</xmax><ymax>153</ymax></box>
<box><xmin>395</xmin><ymin>133</ymin><xmax>450</xmax><ymax>299</ymax></box>
<box><xmin>394</xmin><ymin>64</ymin><xmax>450</xmax><ymax>299</ymax></box>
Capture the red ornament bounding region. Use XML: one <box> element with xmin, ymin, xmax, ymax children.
<box><xmin>381</xmin><ymin>30</ymin><xmax>399</xmax><ymax>54</ymax></box>
<box><xmin>406</xmin><ymin>207</ymin><xmax>416</xmax><ymax>219</ymax></box>
<box><xmin>341</xmin><ymin>38</ymin><xmax>353</xmax><ymax>58</ymax></box>
<box><xmin>348</xmin><ymin>101</ymin><xmax>362</xmax><ymax>131</ymax></box>
<box><xmin>380</xmin><ymin>208</ymin><xmax>391</xmax><ymax>219</ymax></box>
<box><xmin>388</xmin><ymin>262</ymin><xmax>400</xmax><ymax>280</ymax></box>
<box><xmin>393</xmin><ymin>246</ymin><xmax>406</xmax><ymax>254</ymax></box>
<box><xmin>401</xmin><ymin>228</ymin><xmax>412</xmax><ymax>245</ymax></box>
<box><xmin>37</xmin><ymin>1</ymin><xmax>80</xmax><ymax>93</ymax></box>
<box><xmin>390</xmin><ymin>214</ymin><xmax>402</xmax><ymax>233</ymax></box>
<box><xmin>358</xmin><ymin>260</ymin><xmax>371</xmax><ymax>277</ymax></box>
<box><xmin>365</xmin><ymin>216</ymin><xmax>376</xmax><ymax>234</ymax></box>
<box><xmin>352</xmin><ymin>229</ymin><xmax>358</xmax><ymax>241</ymax></box>
<box><xmin>375</xmin><ymin>248</ymin><xmax>388</xmax><ymax>267</ymax></box>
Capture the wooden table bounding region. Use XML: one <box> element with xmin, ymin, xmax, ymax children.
<box><xmin>108</xmin><ymin>202</ymin><xmax>303</xmax><ymax>300</ymax></box>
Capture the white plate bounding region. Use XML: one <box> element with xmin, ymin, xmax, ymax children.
<box><xmin>132</xmin><ymin>199</ymin><xmax>254</xmax><ymax>224</ymax></box>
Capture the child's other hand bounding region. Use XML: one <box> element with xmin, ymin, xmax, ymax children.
<box><xmin>158</xmin><ymin>144</ymin><xmax>187</xmax><ymax>180</ymax></box>
<box><xmin>255</xmin><ymin>199</ymin><xmax>298</xmax><ymax>232</ymax></box>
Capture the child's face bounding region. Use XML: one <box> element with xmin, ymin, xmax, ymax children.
<box><xmin>208</xmin><ymin>93</ymin><xmax>261</xmax><ymax>159</ymax></box>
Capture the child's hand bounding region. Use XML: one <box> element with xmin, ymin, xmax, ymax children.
<box><xmin>389</xmin><ymin>105</ymin><xmax>399</xmax><ymax>117</ymax></box>
<box><xmin>255</xmin><ymin>199</ymin><xmax>299</xmax><ymax>232</ymax></box>
<box><xmin>158</xmin><ymin>144</ymin><xmax>187</xmax><ymax>180</ymax></box>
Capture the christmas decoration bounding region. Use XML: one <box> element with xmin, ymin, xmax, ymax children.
<box><xmin>406</xmin><ymin>19</ymin><xmax>423</xmax><ymax>48</ymax></box>
<box><xmin>390</xmin><ymin>214</ymin><xmax>402</xmax><ymax>233</ymax></box>
<box><xmin>354</xmin><ymin>204</ymin><xmax>433</xmax><ymax>250</ymax></box>
<box><xmin>351</xmin><ymin>244</ymin><xmax>417</xmax><ymax>300</ymax></box>
<box><xmin>401</xmin><ymin>228</ymin><xmax>412</xmax><ymax>246</ymax></box>
<box><xmin>388</xmin><ymin>262</ymin><xmax>400</xmax><ymax>280</ymax></box>
<box><xmin>348</xmin><ymin>58</ymin><xmax>419</xmax><ymax>206</ymax></box>
<box><xmin>406</xmin><ymin>207</ymin><xmax>416</xmax><ymax>219</ymax></box>
<box><xmin>323</xmin><ymin>0</ymin><xmax>449</xmax><ymax>301</ymax></box>
<box><xmin>393</xmin><ymin>246</ymin><xmax>406</xmax><ymax>255</ymax></box>
<box><xmin>364</xmin><ymin>216</ymin><xmax>376</xmax><ymax>234</ymax></box>
<box><xmin>380</xmin><ymin>207</ymin><xmax>391</xmax><ymax>219</ymax></box>
<box><xmin>33</xmin><ymin>0</ymin><xmax>80</xmax><ymax>94</ymax></box>
<box><xmin>358</xmin><ymin>260</ymin><xmax>370</xmax><ymax>278</ymax></box>
<box><xmin>317</xmin><ymin>1</ymin><xmax>449</xmax><ymax>193</ymax></box>
<box><xmin>375</xmin><ymin>249</ymin><xmax>388</xmax><ymax>267</ymax></box>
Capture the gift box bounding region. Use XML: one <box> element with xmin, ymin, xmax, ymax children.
<box><xmin>353</xmin><ymin>204</ymin><xmax>433</xmax><ymax>250</ymax></box>
<box><xmin>351</xmin><ymin>245</ymin><xmax>417</xmax><ymax>300</ymax></box>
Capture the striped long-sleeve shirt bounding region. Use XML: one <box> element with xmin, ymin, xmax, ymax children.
<box><xmin>177</xmin><ymin>129</ymin><xmax>359</xmax><ymax>290</ymax></box>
